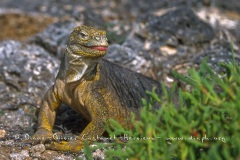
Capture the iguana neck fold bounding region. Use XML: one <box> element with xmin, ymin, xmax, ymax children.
<box><xmin>58</xmin><ymin>47</ymin><xmax>99</xmax><ymax>83</ymax></box>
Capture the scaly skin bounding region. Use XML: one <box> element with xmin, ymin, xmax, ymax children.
<box><xmin>32</xmin><ymin>25</ymin><xmax>162</xmax><ymax>152</ymax></box>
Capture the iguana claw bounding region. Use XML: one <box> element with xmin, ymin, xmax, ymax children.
<box><xmin>45</xmin><ymin>141</ymin><xmax>84</xmax><ymax>153</ymax></box>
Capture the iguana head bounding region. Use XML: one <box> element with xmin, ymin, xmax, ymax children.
<box><xmin>68</xmin><ymin>25</ymin><xmax>108</xmax><ymax>58</ymax></box>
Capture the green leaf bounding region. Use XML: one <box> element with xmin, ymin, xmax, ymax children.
<box><xmin>171</xmin><ymin>70</ymin><xmax>197</xmax><ymax>87</ymax></box>
<box><xmin>83</xmin><ymin>141</ymin><xmax>93</xmax><ymax>160</ymax></box>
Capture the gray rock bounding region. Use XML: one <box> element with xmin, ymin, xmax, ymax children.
<box><xmin>9</xmin><ymin>150</ymin><xmax>30</xmax><ymax>160</ymax></box>
<box><xmin>215</xmin><ymin>0</ymin><xmax>240</xmax><ymax>13</ymax></box>
<box><xmin>0</xmin><ymin>40</ymin><xmax>59</xmax><ymax>127</ymax></box>
<box><xmin>0</xmin><ymin>108</ymin><xmax>34</xmax><ymax>128</ymax></box>
<box><xmin>0</xmin><ymin>0</ymin><xmax>82</xmax><ymax>18</ymax></box>
<box><xmin>132</xmin><ymin>7</ymin><xmax>216</xmax><ymax>81</ymax></box>
<box><xmin>123</xmin><ymin>0</ymin><xmax>209</xmax><ymax>18</ymax></box>
<box><xmin>106</xmin><ymin>37</ymin><xmax>154</xmax><ymax>76</ymax></box>
<box><xmin>30</xmin><ymin>144</ymin><xmax>45</xmax><ymax>154</ymax></box>
<box><xmin>30</xmin><ymin>21</ymin><xmax>76</xmax><ymax>58</ymax></box>
<box><xmin>136</xmin><ymin>7</ymin><xmax>215</xmax><ymax>46</ymax></box>
<box><xmin>194</xmin><ymin>42</ymin><xmax>240</xmax><ymax>73</ymax></box>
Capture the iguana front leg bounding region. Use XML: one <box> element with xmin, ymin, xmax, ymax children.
<box><xmin>46</xmin><ymin>120</ymin><xmax>106</xmax><ymax>152</ymax></box>
<box><xmin>32</xmin><ymin>85</ymin><xmax>61</xmax><ymax>142</ymax></box>
<box><xmin>46</xmin><ymin>92</ymin><xmax>109</xmax><ymax>152</ymax></box>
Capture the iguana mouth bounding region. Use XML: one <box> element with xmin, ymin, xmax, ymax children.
<box><xmin>88</xmin><ymin>46</ymin><xmax>108</xmax><ymax>51</ymax></box>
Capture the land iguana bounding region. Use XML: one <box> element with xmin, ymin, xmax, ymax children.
<box><xmin>32</xmin><ymin>25</ymin><xmax>162</xmax><ymax>152</ymax></box>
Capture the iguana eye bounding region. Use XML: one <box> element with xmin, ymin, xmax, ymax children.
<box><xmin>95</xmin><ymin>36</ymin><xmax>101</xmax><ymax>41</ymax></box>
<box><xmin>79</xmin><ymin>31</ymin><xmax>89</xmax><ymax>40</ymax></box>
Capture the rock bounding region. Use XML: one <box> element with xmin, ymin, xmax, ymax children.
<box><xmin>0</xmin><ymin>40</ymin><xmax>59</xmax><ymax>105</ymax></box>
<box><xmin>136</xmin><ymin>7</ymin><xmax>215</xmax><ymax>46</ymax></box>
<box><xmin>30</xmin><ymin>144</ymin><xmax>45</xmax><ymax>154</ymax></box>
<box><xmin>193</xmin><ymin>42</ymin><xmax>240</xmax><ymax>73</ymax></box>
<box><xmin>91</xmin><ymin>149</ymin><xmax>105</xmax><ymax>160</ymax></box>
<box><xmin>0</xmin><ymin>129</ymin><xmax>6</xmax><ymax>138</ymax></box>
<box><xmin>0</xmin><ymin>0</ymin><xmax>82</xmax><ymax>18</ymax></box>
<box><xmin>0</xmin><ymin>40</ymin><xmax>59</xmax><ymax>127</ymax></box>
<box><xmin>170</xmin><ymin>40</ymin><xmax>240</xmax><ymax>80</ymax></box>
<box><xmin>106</xmin><ymin>36</ymin><xmax>155</xmax><ymax>77</ymax></box>
<box><xmin>0</xmin><ymin>108</ymin><xmax>33</xmax><ymax>128</ymax></box>
<box><xmin>82</xmin><ymin>9</ymin><xmax>106</xmax><ymax>27</ymax></box>
<box><xmin>215</xmin><ymin>0</ymin><xmax>240</xmax><ymax>13</ymax></box>
<box><xmin>9</xmin><ymin>150</ymin><xmax>30</xmax><ymax>160</ymax></box>
<box><xmin>0</xmin><ymin>146</ymin><xmax>9</xmax><ymax>160</ymax></box>
<box><xmin>41</xmin><ymin>150</ymin><xmax>74</xmax><ymax>160</ymax></box>
<box><xmin>30</xmin><ymin>21</ymin><xmax>76</xmax><ymax>58</ymax></box>
<box><xmin>41</xmin><ymin>150</ymin><xmax>59</xmax><ymax>159</ymax></box>
<box><xmin>123</xmin><ymin>0</ymin><xmax>207</xmax><ymax>17</ymax></box>
<box><xmin>132</xmin><ymin>7</ymin><xmax>216</xmax><ymax>81</ymax></box>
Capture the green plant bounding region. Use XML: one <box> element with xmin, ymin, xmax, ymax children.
<box><xmin>83</xmin><ymin>56</ymin><xmax>240</xmax><ymax>160</ymax></box>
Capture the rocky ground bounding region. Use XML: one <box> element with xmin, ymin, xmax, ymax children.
<box><xmin>0</xmin><ymin>0</ymin><xmax>240</xmax><ymax>159</ymax></box>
